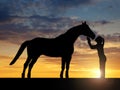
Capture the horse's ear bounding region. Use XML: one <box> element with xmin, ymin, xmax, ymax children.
<box><xmin>82</xmin><ymin>21</ymin><xmax>86</xmax><ymax>25</ymax></box>
<box><xmin>81</xmin><ymin>21</ymin><xmax>84</xmax><ymax>24</ymax></box>
<box><xmin>84</xmin><ymin>21</ymin><xmax>86</xmax><ymax>24</ymax></box>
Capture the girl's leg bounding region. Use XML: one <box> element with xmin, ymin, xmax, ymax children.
<box><xmin>100</xmin><ymin>60</ymin><xmax>106</xmax><ymax>78</ymax></box>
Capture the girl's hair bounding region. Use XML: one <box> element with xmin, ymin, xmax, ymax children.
<box><xmin>95</xmin><ymin>36</ymin><xmax>104</xmax><ymax>43</ymax></box>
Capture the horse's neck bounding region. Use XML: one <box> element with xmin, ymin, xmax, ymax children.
<box><xmin>57</xmin><ymin>26</ymin><xmax>82</xmax><ymax>43</ymax></box>
<box><xmin>68</xmin><ymin>28</ymin><xmax>82</xmax><ymax>42</ymax></box>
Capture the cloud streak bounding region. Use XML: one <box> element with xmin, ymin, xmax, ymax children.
<box><xmin>0</xmin><ymin>15</ymin><xmax>83</xmax><ymax>44</ymax></box>
<box><xmin>0</xmin><ymin>15</ymin><xmax>119</xmax><ymax>45</ymax></box>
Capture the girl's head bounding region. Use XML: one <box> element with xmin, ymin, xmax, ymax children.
<box><xmin>95</xmin><ymin>36</ymin><xmax>104</xmax><ymax>44</ymax></box>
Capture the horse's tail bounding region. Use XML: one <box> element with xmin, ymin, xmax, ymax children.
<box><xmin>9</xmin><ymin>41</ymin><xmax>29</xmax><ymax>65</ymax></box>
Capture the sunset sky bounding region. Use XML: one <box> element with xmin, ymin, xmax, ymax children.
<box><xmin>0</xmin><ymin>0</ymin><xmax>120</xmax><ymax>78</ymax></box>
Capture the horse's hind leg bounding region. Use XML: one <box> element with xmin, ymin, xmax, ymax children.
<box><xmin>27</xmin><ymin>56</ymin><xmax>39</xmax><ymax>78</ymax></box>
<box><xmin>60</xmin><ymin>57</ymin><xmax>66</xmax><ymax>78</ymax></box>
<box><xmin>22</xmin><ymin>56</ymin><xmax>31</xmax><ymax>78</ymax></box>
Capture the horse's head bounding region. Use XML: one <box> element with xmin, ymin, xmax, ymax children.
<box><xmin>80</xmin><ymin>21</ymin><xmax>96</xmax><ymax>39</ymax></box>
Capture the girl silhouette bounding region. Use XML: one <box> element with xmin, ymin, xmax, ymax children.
<box><xmin>87</xmin><ymin>36</ymin><xmax>106</xmax><ymax>78</ymax></box>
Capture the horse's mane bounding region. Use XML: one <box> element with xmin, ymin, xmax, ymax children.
<box><xmin>56</xmin><ymin>25</ymin><xmax>78</xmax><ymax>39</ymax></box>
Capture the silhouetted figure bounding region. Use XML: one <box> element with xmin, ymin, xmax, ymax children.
<box><xmin>9</xmin><ymin>21</ymin><xmax>96</xmax><ymax>78</ymax></box>
<box><xmin>87</xmin><ymin>36</ymin><xmax>106</xmax><ymax>78</ymax></box>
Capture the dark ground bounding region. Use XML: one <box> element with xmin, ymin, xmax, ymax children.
<box><xmin>1</xmin><ymin>78</ymin><xmax>120</xmax><ymax>90</ymax></box>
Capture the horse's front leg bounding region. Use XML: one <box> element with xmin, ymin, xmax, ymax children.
<box><xmin>65</xmin><ymin>56</ymin><xmax>71</xmax><ymax>78</ymax></box>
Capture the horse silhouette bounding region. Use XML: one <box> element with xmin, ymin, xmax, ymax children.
<box><xmin>9</xmin><ymin>21</ymin><xmax>96</xmax><ymax>78</ymax></box>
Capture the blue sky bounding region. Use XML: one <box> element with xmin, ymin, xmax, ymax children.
<box><xmin>0</xmin><ymin>0</ymin><xmax>120</xmax><ymax>20</ymax></box>
<box><xmin>0</xmin><ymin>0</ymin><xmax>119</xmax><ymax>44</ymax></box>
<box><xmin>64</xmin><ymin>0</ymin><xmax>120</xmax><ymax>20</ymax></box>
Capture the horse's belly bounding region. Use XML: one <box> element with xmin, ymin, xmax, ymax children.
<box><xmin>41</xmin><ymin>46</ymin><xmax>74</xmax><ymax>57</ymax></box>
<box><xmin>42</xmin><ymin>49</ymin><xmax>63</xmax><ymax>57</ymax></box>
<box><xmin>43</xmin><ymin>53</ymin><xmax>61</xmax><ymax>57</ymax></box>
